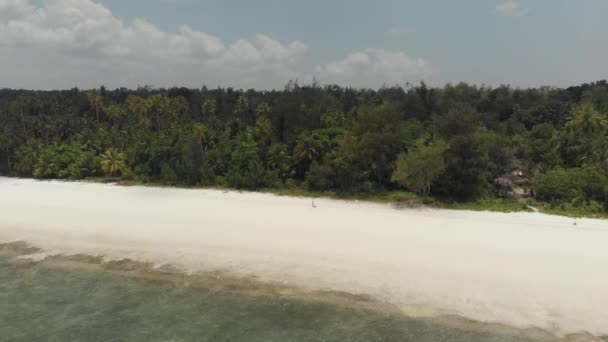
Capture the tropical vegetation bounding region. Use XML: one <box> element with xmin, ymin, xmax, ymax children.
<box><xmin>0</xmin><ymin>80</ymin><xmax>607</xmax><ymax>215</ymax></box>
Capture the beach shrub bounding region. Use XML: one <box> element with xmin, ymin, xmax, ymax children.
<box><xmin>533</xmin><ymin>167</ymin><xmax>608</xmax><ymax>205</ymax></box>
<box><xmin>391</xmin><ymin>139</ymin><xmax>449</xmax><ymax>196</ymax></box>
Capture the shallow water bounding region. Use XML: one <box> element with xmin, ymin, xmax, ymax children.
<box><xmin>0</xmin><ymin>252</ymin><xmax>551</xmax><ymax>342</ymax></box>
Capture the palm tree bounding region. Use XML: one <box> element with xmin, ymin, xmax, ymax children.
<box><xmin>0</xmin><ymin>125</ymin><xmax>14</xmax><ymax>172</ymax></box>
<box><xmin>191</xmin><ymin>123</ymin><xmax>207</xmax><ymax>144</ymax></box>
<box><xmin>14</xmin><ymin>139</ymin><xmax>41</xmax><ymax>175</ymax></box>
<box><xmin>210</xmin><ymin>157</ymin><xmax>228</xmax><ymax>175</ymax></box>
<box><xmin>86</xmin><ymin>89</ymin><xmax>103</xmax><ymax>123</ymax></box>
<box><xmin>170</xmin><ymin>96</ymin><xmax>189</xmax><ymax>122</ymax></box>
<box><xmin>100</xmin><ymin>148</ymin><xmax>127</xmax><ymax>177</ymax></box>
<box><xmin>33</xmin><ymin>151</ymin><xmax>55</xmax><ymax>179</ymax></box>
<box><xmin>294</xmin><ymin>134</ymin><xmax>321</xmax><ymax>164</ymax></box>
<box><xmin>255</xmin><ymin>116</ymin><xmax>272</xmax><ymax>142</ymax></box>
<box><xmin>104</xmin><ymin>104</ymin><xmax>127</xmax><ymax>125</ymax></box>
<box><xmin>126</xmin><ymin>95</ymin><xmax>151</xmax><ymax>122</ymax></box>
<box><xmin>201</xmin><ymin>99</ymin><xmax>217</xmax><ymax>117</ymax></box>
<box><xmin>568</xmin><ymin>103</ymin><xmax>607</xmax><ymax>134</ymax></box>
<box><xmin>267</xmin><ymin>144</ymin><xmax>294</xmax><ymax>179</ymax></box>
<box><xmin>191</xmin><ymin>123</ymin><xmax>217</xmax><ymax>151</ymax></box>
<box><xmin>9</xmin><ymin>95</ymin><xmax>31</xmax><ymax>135</ymax></box>
<box><xmin>256</xmin><ymin>102</ymin><xmax>271</xmax><ymax>118</ymax></box>
<box><xmin>234</xmin><ymin>95</ymin><xmax>249</xmax><ymax>114</ymax></box>
<box><xmin>148</xmin><ymin>93</ymin><xmax>170</xmax><ymax>135</ymax></box>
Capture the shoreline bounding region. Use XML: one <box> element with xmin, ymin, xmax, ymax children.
<box><xmin>0</xmin><ymin>242</ymin><xmax>598</xmax><ymax>342</ymax></box>
<box><xmin>1</xmin><ymin>177</ymin><xmax>608</xmax><ymax>337</ymax></box>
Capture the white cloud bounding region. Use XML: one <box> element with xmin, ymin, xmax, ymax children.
<box><xmin>0</xmin><ymin>0</ymin><xmax>309</xmax><ymax>89</ymax></box>
<box><xmin>494</xmin><ymin>0</ymin><xmax>529</xmax><ymax>18</ymax></box>
<box><xmin>0</xmin><ymin>0</ymin><xmax>434</xmax><ymax>89</ymax></box>
<box><xmin>315</xmin><ymin>49</ymin><xmax>435</xmax><ymax>88</ymax></box>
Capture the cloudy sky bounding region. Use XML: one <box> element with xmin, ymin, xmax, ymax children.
<box><xmin>1</xmin><ymin>0</ymin><xmax>607</xmax><ymax>90</ymax></box>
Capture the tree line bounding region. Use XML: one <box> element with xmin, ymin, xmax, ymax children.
<box><xmin>0</xmin><ymin>81</ymin><xmax>607</xmax><ymax>213</ymax></box>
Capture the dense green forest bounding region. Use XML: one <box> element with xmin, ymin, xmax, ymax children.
<box><xmin>0</xmin><ymin>81</ymin><xmax>607</xmax><ymax>214</ymax></box>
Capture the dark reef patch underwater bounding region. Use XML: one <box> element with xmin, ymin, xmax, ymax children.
<box><xmin>0</xmin><ymin>242</ymin><xmax>603</xmax><ymax>342</ymax></box>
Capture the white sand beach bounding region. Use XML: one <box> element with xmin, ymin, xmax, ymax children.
<box><xmin>1</xmin><ymin>177</ymin><xmax>607</xmax><ymax>336</ymax></box>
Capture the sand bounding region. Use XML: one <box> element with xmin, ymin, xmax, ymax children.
<box><xmin>0</xmin><ymin>177</ymin><xmax>607</xmax><ymax>336</ymax></box>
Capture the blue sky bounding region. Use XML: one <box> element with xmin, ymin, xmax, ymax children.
<box><xmin>2</xmin><ymin>0</ymin><xmax>607</xmax><ymax>89</ymax></box>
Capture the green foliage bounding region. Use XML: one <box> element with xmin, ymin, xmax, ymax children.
<box><xmin>14</xmin><ymin>139</ymin><xmax>42</xmax><ymax>176</ymax></box>
<box><xmin>310</xmin><ymin>103</ymin><xmax>406</xmax><ymax>192</ymax></box>
<box><xmin>104</xmin><ymin>103</ymin><xmax>127</xmax><ymax>123</ymax></box>
<box><xmin>1</xmin><ymin>80</ymin><xmax>608</xmax><ymax>214</ymax></box>
<box><xmin>86</xmin><ymin>88</ymin><xmax>103</xmax><ymax>123</ymax></box>
<box><xmin>525</xmin><ymin>123</ymin><xmax>561</xmax><ymax>170</ymax></box>
<box><xmin>532</xmin><ymin>166</ymin><xmax>608</xmax><ymax>212</ymax></box>
<box><xmin>201</xmin><ymin>98</ymin><xmax>217</xmax><ymax>117</ymax></box>
<box><xmin>127</xmin><ymin>95</ymin><xmax>151</xmax><ymax>118</ymax></box>
<box><xmin>567</xmin><ymin>102</ymin><xmax>606</xmax><ymax>134</ymax></box>
<box><xmin>267</xmin><ymin>143</ymin><xmax>294</xmax><ymax>180</ymax></box>
<box><xmin>100</xmin><ymin>148</ymin><xmax>128</xmax><ymax>177</ymax></box>
<box><xmin>321</xmin><ymin>111</ymin><xmax>350</xmax><ymax>128</ymax></box>
<box><xmin>293</xmin><ymin>130</ymin><xmax>334</xmax><ymax>177</ymax></box>
<box><xmin>33</xmin><ymin>149</ymin><xmax>55</xmax><ymax>179</ymax></box>
<box><xmin>392</xmin><ymin>140</ymin><xmax>449</xmax><ymax>196</ymax></box>
<box><xmin>191</xmin><ymin>123</ymin><xmax>207</xmax><ymax>143</ymax></box>
<box><xmin>255</xmin><ymin>102</ymin><xmax>271</xmax><ymax>117</ymax></box>
<box><xmin>178</xmin><ymin>136</ymin><xmax>215</xmax><ymax>185</ymax></box>
<box><xmin>234</xmin><ymin>95</ymin><xmax>249</xmax><ymax>114</ymax></box>
<box><xmin>32</xmin><ymin>143</ymin><xmax>99</xmax><ymax>179</ymax></box>
<box><xmin>432</xmin><ymin>104</ymin><xmax>494</xmax><ymax>198</ymax></box>
<box><xmin>254</xmin><ymin>114</ymin><xmax>272</xmax><ymax>143</ymax></box>
<box><xmin>225</xmin><ymin>131</ymin><xmax>275</xmax><ymax>189</ymax></box>
<box><xmin>159</xmin><ymin>163</ymin><xmax>178</xmax><ymax>184</ymax></box>
<box><xmin>446</xmin><ymin>197</ymin><xmax>525</xmax><ymax>213</ymax></box>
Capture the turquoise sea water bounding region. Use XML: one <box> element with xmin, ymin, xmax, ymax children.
<box><xmin>0</xmin><ymin>249</ymin><xmax>560</xmax><ymax>342</ymax></box>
